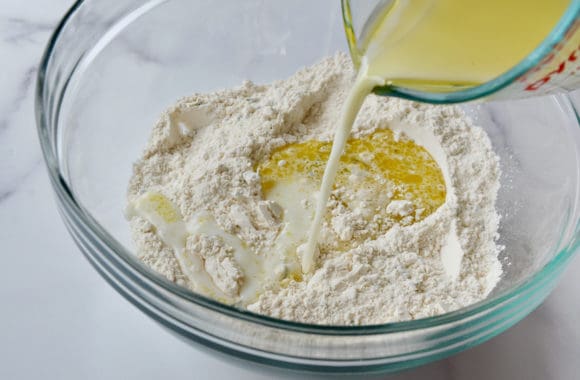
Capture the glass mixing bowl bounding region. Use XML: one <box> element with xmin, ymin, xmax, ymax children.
<box><xmin>36</xmin><ymin>0</ymin><xmax>580</xmax><ymax>375</ymax></box>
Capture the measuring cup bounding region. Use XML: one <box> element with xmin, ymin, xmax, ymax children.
<box><xmin>342</xmin><ymin>0</ymin><xmax>580</xmax><ymax>103</ymax></box>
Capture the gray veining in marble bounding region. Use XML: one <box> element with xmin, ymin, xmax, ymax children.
<box><xmin>0</xmin><ymin>1</ymin><xmax>579</xmax><ymax>379</ymax></box>
<box><xmin>2</xmin><ymin>17</ymin><xmax>54</xmax><ymax>43</ymax></box>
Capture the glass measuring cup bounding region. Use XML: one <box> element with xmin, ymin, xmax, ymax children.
<box><xmin>342</xmin><ymin>0</ymin><xmax>580</xmax><ymax>103</ymax></box>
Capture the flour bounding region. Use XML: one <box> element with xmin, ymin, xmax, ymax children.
<box><xmin>185</xmin><ymin>234</ymin><xmax>243</xmax><ymax>297</ymax></box>
<box><xmin>127</xmin><ymin>53</ymin><xmax>502</xmax><ymax>325</ymax></box>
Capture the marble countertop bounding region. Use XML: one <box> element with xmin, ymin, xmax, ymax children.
<box><xmin>1</xmin><ymin>1</ymin><xmax>579</xmax><ymax>379</ymax></box>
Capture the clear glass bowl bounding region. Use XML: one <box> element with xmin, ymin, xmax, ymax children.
<box><xmin>36</xmin><ymin>0</ymin><xmax>580</xmax><ymax>375</ymax></box>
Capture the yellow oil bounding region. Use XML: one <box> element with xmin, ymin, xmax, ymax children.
<box><xmin>279</xmin><ymin>272</ymin><xmax>304</xmax><ymax>288</ymax></box>
<box><xmin>355</xmin><ymin>0</ymin><xmax>570</xmax><ymax>91</ymax></box>
<box><xmin>257</xmin><ymin>129</ymin><xmax>446</xmax><ymax>236</ymax></box>
<box><xmin>135</xmin><ymin>192</ymin><xmax>181</xmax><ymax>224</ymax></box>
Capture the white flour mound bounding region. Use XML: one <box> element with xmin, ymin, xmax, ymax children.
<box><xmin>127</xmin><ymin>53</ymin><xmax>502</xmax><ymax>326</ymax></box>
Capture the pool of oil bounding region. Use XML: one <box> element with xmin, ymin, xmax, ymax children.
<box><xmin>257</xmin><ymin>129</ymin><xmax>446</xmax><ymax>237</ymax></box>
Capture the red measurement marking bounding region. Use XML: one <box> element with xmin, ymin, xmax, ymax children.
<box><xmin>525</xmin><ymin>59</ymin><xmax>568</xmax><ymax>91</ymax></box>
<box><xmin>522</xmin><ymin>18</ymin><xmax>580</xmax><ymax>91</ymax></box>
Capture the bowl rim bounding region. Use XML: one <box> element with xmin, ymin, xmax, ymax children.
<box><xmin>36</xmin><ymin>0</ymin><xmax>580</xmax><ymax>335</ymax></box>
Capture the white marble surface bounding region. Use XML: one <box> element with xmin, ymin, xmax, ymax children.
<box><xmin>1</xmin><ymin>1</ymin><xmax>579</xmax><ymax>379</ymax></box>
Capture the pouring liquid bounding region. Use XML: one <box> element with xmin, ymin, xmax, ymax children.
<box><xmin>300</xmin><ymin>0</ymin><xmax>569</xmax><ymax>272</ymax></box>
